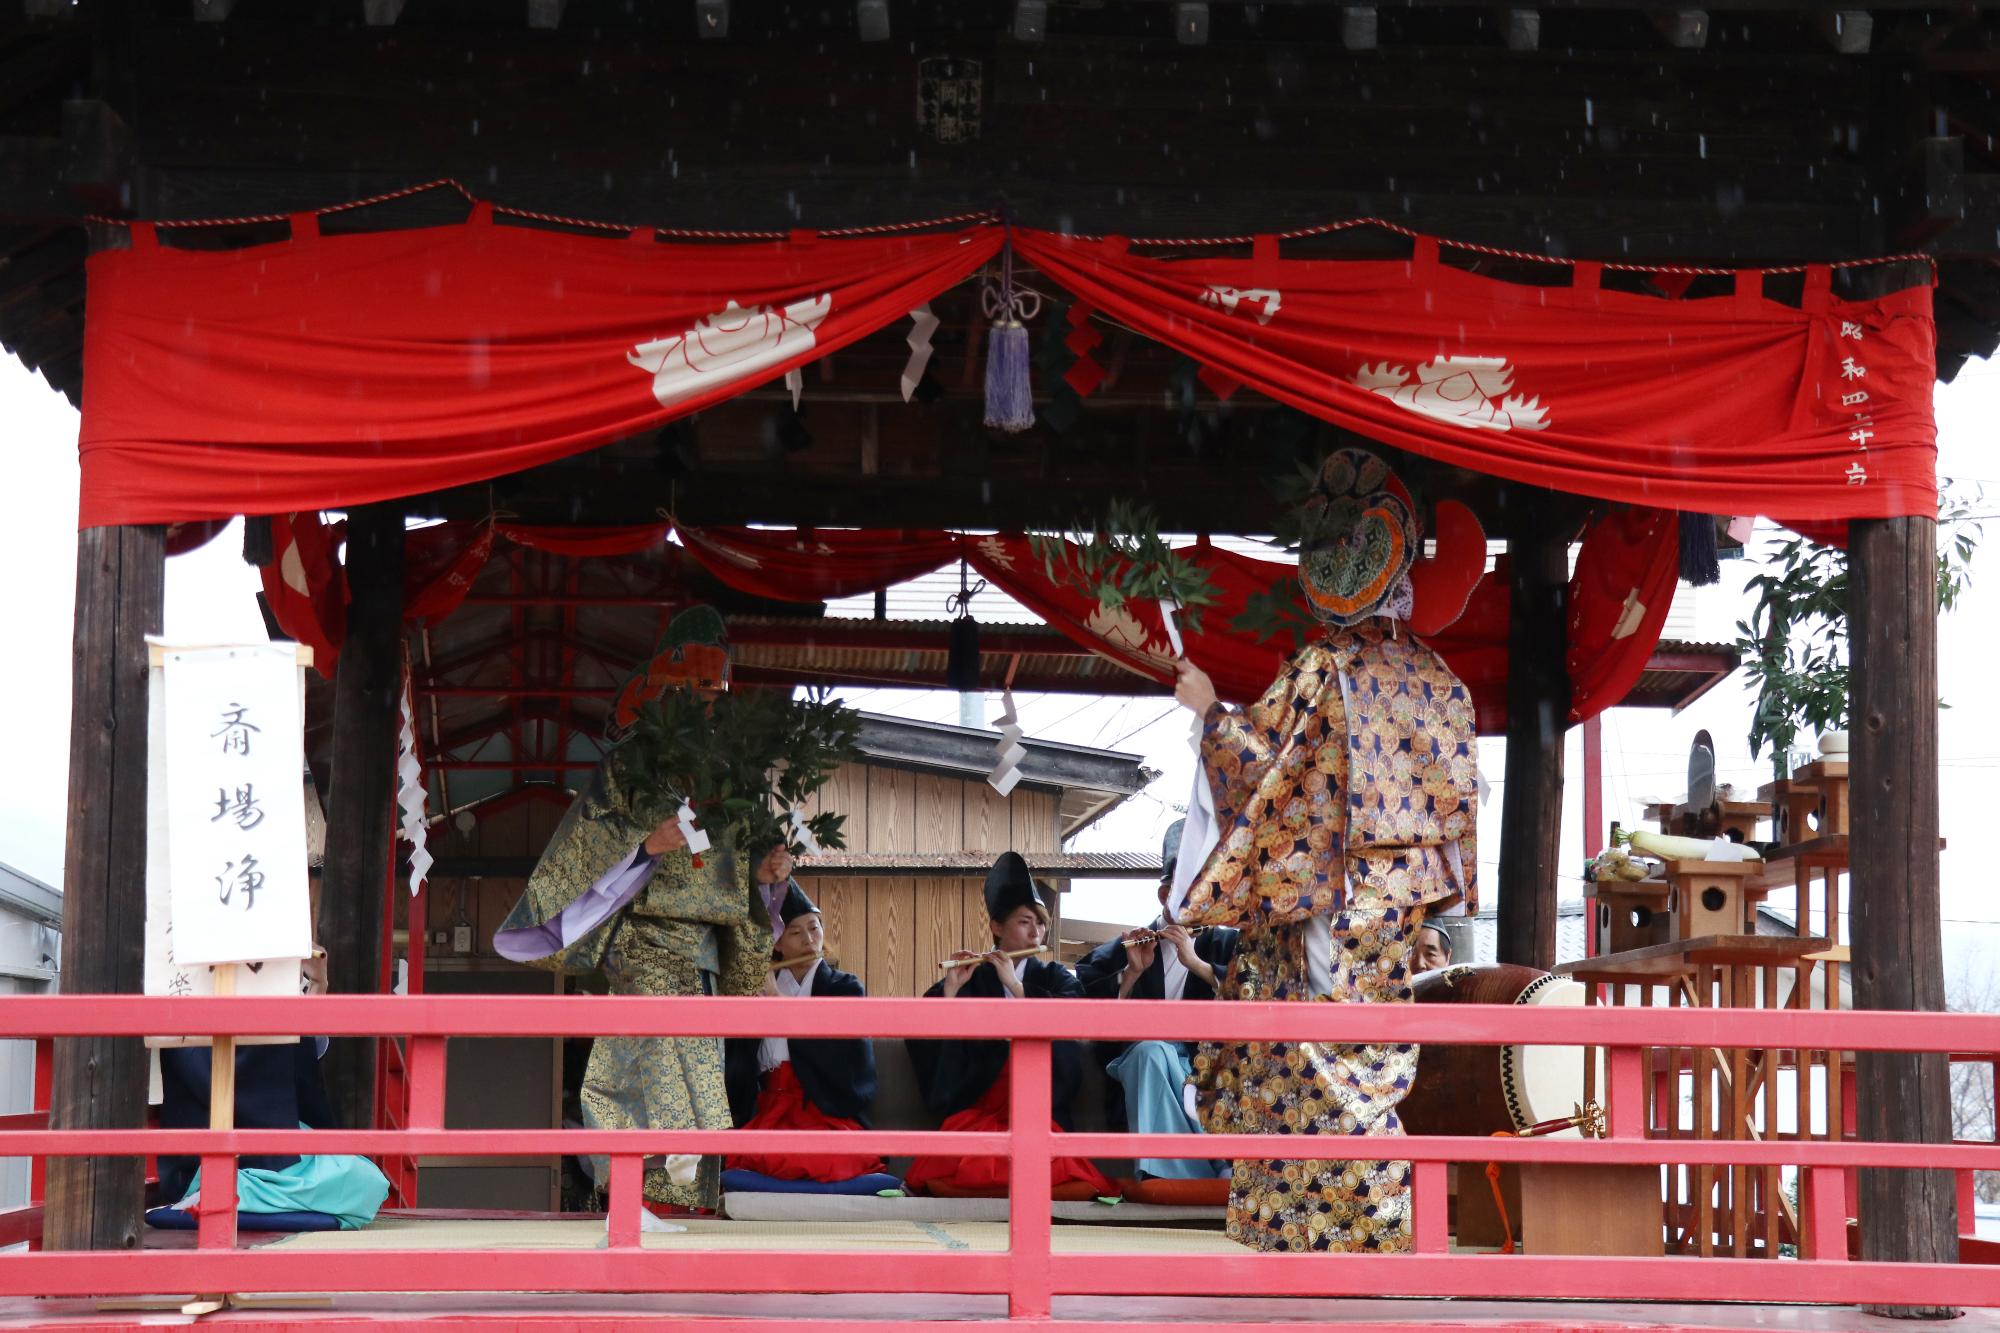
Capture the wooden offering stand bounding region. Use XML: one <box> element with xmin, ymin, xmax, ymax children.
<box><xmin>1561</xmin><ymin>933</ymin><xmax>1846</xmax><ymax>1263</ymax></box>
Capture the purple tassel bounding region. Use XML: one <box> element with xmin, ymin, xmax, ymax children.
<box><xmin>1679</xmin><ymin>511</ymin><xmax>1720</xmax><ymax>587</ymax></box>
<box><xmin>983</xmin><ymin>320</ymin><xmax>1035</xmax><ymax>432</ymax></box>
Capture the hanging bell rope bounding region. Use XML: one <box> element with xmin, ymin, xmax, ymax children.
<box><xmin>981</xmin><ymin>238</ymin><xmax>1042</xmax><ymax>433</ymax></box>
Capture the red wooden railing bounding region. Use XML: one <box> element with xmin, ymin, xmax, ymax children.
<box><xmin>0</xmin><ymin>996</ymin><xmax>1997</xmax><ymax>1317</ymax></box>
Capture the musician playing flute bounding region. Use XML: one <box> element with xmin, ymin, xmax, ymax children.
<box><xmin>1172</xmin><ymin>448</ymin><xmax>1479</xmax><ymax>1255</ymax></box>
<box><xmin>1074</xmin><ymin>820</ymin><xmax>1237</xmax><ymax>1182</ymax></box>
<box><xmin>903</xmin><ymin>852</ymin><xmax>1114</xmax><ymax>1198</ymax></box>
<box><xmin>721</xmin><ymin>884</ymin><xmax>885</xmax><ymax>1185</ymax></box>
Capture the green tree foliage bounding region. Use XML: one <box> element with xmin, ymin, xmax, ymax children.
<box><xmin>1736</xmin><ymin>486</ymin><xmax>1982</xmax><ymax>778</ymax></box>
<box><xmin>613</xmin><ymin>686</ymin><xmax>861</xmax><ymax>856</ymax></box>
<box><xmin>1029</xmin><ymin>500</ymin><xmax>1219</xmax><ymax>633</ymax></box>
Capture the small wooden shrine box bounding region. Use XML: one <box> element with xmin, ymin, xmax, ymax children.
<box><xmin>1662</xmin><ymin>858</ymin><xmax>1767</xmax><ymax>939</ymax></box>
<box><xmin>1590</xmin><ymin>879</ymin><xmax>1674</xmax><ymax>956</ymax></box>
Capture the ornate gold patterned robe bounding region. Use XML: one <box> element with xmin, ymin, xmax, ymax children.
<box><xmin>1181</xmin><ymin>620</ymin><xmax>1478</xmax><ymax>1253</ymax></box>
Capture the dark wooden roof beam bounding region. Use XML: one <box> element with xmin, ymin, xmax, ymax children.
<box><xmin>1814</xmin><ymin>8</ymin><xmax>1873</xmax><ymax>53</ymax></box>
<box><xmin>1893</xmin><ymin>135</ymin><xmax>1967</xmax><ymax>247</ymax></box>
<box><xmin>1174</xmin><ymin>2</ymin><xmax>1209</xmax><ymax>44</ymax></box>
<box><xmin>1342</xmin><ymin>5</ymin><xmax>1379</xmax><ymax>49</ymax></box>
<box><xmin>1505</xmin><ymin>7</ymin><xmax>1542</xmax><ymax>50</ymax></box>
<box><xmin>857</xmin><ymin>0</ymin><xmax>890</xmax><ymax>41</ymax></box>
<box><xmin>1650</xmin><ymin>8</ymin><xmax>1709</xmax><ymax>47</ymax></box>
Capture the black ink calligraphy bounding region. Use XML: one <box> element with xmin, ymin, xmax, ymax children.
<box><xmin>210</xmin><ymin>783</ymin><xmax>265</xmax><ymax>831</ymax></box>
<box><xmin>214</xmin><ymin>854</ymin><xmax>265</xmax><ymax>910</ymax></box>
<box><xmin>212</xmin><ymin>703</ymin><xmax>262</xmax><ymax>756</ymax></box>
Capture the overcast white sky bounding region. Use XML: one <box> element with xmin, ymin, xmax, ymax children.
<box><xmin>3</xmin><ymin>353</ymin><xmax>1996</xmax><ymax>957</ymax></box>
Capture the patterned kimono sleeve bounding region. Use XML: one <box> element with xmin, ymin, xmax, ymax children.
<box><xmin>1196</xmin><ymin>655</ymin><xmax>1305</xmax><ymax>830</ymax></box>
<box><xmin>716</xmin><ymin>917</ymin><xmax>776</xmax><ymax>997</ymax></box>
<box><xmin>1179</xmin><ymin>653</ymin><xmax>1317</xmax><ymax>929</ymax></box>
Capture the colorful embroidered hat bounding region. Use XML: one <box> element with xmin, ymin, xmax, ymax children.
<box><xmin>1296</xmin><ymin>448</ymin><xmax>1421</xmax><ymax>627</ymax></box>
<box><xmin>605</xmin><ymin>604</ymin><xmax>731</xmax><ymax>741</ymax></box>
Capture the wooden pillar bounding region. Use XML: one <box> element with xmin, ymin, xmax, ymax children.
<box><xmin>1849</xmin><ymin>515</ymin><xmax>1958</xmax><ymax>1313</ymax></box>
<box><xmin>318</xmin><ymin>504</ymin><xmax>405</xmax><ymax>1134</ymax></box>
<box><xmin>45</xmin><ymin>523</ymin><xmax>164</xmax><ymax>1251</ymax></box>
<box><xmin>1497</xmin><ymin>525</ymin><xmax>1569</xmax><ymax>971</ymax></box>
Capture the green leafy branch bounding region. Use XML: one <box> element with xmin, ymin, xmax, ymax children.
<box><xmin>613</xmin><ymin>685</ymin><xmax>861</xmax><ymax>856</ymax></box>
<box><xmin>1027</xmin><ymin>499</ymin><xmax>1219</xmax><ymax>634</ymax></box>
<box><xmin>1734</xmin><ymin>482</ymin><xmax>1983</xmax><ymax>779</ymax></box>
<box><xmin>1229</xmin><ymin>575</ymin><xmax>1319</xmax><ymax>650</ymax></box>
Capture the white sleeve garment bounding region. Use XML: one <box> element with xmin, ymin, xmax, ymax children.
<box><xmin>491</xmin><ymin>841</ymin><xmax>658</xmax><ymax>963</ymax></box>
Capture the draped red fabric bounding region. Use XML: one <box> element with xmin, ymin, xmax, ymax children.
<box><xmin>403</xmin><ymin>523</ymin><xmax>497</xmax><ymax>625</ymax></box>
<box><xmin>258</xmin><ymin>512</ymin><xmax>348</xmax><ymax>675</ymax></box>
<box><xmin>496</xmin><ymin>522</ymin><xmax>672</xmax><ymax>557</ymax></box>
<box><xmin>674</xmin><ymin>524</ymin><xmax>964</xmax><ymax>602</ymax></box>
<box><xmin>963</xmin><ymin>516</ymin><xmax>1677</xmax><ymax>731</ymax></box>
<box><xmin>270</xmin><ymin>511</ymin><xmax>1674</xmax><ymax>729</ymax></box>
<box><xmin>78</xmin><ymin>213</ymin><xmax>1002</xmax><ymax>527</ymax></box>
<box><xmin>1010</xmin><ymin>229</ymin><xmax>1937</xmax><ymax>525</ymax></box>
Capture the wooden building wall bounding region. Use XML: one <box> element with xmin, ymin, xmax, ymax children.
<box><xmin>417</xmin><ymin>761</ymin><xmax>1066</xmax><ymax>996</ymax></box>
<box><xmin>796</xmin><ymin>762</ymin><xmax>1064</xmax><ymax>998</ymax></box>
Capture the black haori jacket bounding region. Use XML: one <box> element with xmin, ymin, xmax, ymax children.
<box><xmin>907</xmin><ymin>955</ymin><xmax>1089</xmax><ymax>1129</ymax></box>
<box><xmin>723</xmin><ymin>961</ymin><xmax>878</xmax><ymax>1126</ymax></box>
<box><xmin>1072</xmin><ymin>925</ymin><xmax>1240</xmax><ymax>1130</ymax></box>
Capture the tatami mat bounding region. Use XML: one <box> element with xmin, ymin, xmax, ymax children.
<box><xmin>264</xmin><ymin>1216</ymin><xmax>1244</xmax><ymax>1254</ymax></box>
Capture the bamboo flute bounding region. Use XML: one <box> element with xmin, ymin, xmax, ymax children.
<box><xmin>936</xmin><ymin>944</ymin><xmax>1049</xmax><ymax>971</ymax></box>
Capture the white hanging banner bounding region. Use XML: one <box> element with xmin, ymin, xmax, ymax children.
<box><xmin>143</xmin><ymin>641</ymin><xmax>308</xmax><ymax>1049</ymax></box>
<box><xmin>158</xmin><ymin>643</ymin><xmax>315</xmax><ymax>968</ymax></box>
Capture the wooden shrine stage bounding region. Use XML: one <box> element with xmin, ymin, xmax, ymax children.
<box><xmin>1</xmin><ymin>1212</ymin><xmax>1996</xmax><ymax>1332</ymax></box>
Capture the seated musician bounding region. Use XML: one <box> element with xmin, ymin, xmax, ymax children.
<box><xmin>721</xmin><ymin>884</ymin><xmax>890</xmax><ymax>1188</ymax></box>
<box><xmin>153</xmin><ymin>947</ymin><xmax>390</xmax><ymax>1231</ymax></box>
<box><xmin>1412</xmin><ymin>922</ymin><xmax>1455</xmax><ymax>975</ymax></box>
<box><xmin>903</xmin><ymin>852</ymin><xmax>1115</xmax><ymax>1200</ymax></box>
<box><xmin>1075</xmin><ymin>820</ymin><xmax>1236</xmax><ymax>1183</ymax></box>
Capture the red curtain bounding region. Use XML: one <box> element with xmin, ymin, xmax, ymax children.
<box><xmin>79</xmin><ymin>211</ymin><xmax>1001</xmax><ymax>527</ymax></box>
<box><xmin>80</xmin><ymin>209</ymin><xmax>1934</xmax><ymax>532</ymax></box>
<box><xmin>1011</xmin><ymin>229</ymin><xmax>1936</xmax><ymax>525</ymax></box>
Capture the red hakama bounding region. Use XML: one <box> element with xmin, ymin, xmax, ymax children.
<box><xmin>724</xmin><ymin>1062</ymin><xmax>885</xmax><ymax>1183</ymax></box>
<box><xmin>903</xmin><ymin>1059</ymin><xmax>1117</xmax><ymax>1200</ymax></box>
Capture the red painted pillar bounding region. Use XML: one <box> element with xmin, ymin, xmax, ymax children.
<box><xmin>1008</xmin><ymin>1040</ymin><xmax>1054</xmax><ymax>1319</ymax></box>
